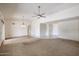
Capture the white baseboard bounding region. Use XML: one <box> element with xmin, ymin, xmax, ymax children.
<box><xmin>5</xmin><ymin>35</ymin><xmax>27</xmax><ymax>39</ymax></box>
<box><xmin>58</xmin><ymin>35</ymin><xmax>79</xmax><ymax>41</ymax></box>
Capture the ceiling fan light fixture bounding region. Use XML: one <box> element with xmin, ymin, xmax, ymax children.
<box><xmin>32</xmin><ymin>6</ymin><xmax>46</xmax><ymax>19</ymax></box>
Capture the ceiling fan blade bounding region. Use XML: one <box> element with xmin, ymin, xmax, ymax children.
<box><xmin>32</xmin><ymin>15</ymin><xmax>37</xmax><ymax>17</ymax></box>
<box><xmin>38</xmin><ymin>6</ymin><xmax>41</xmax><ymax>14</ymax></box>
<box><xmin>40</xmin><ymin>15</ymin><xmax>46</xmax><ymax>18</ymax></box>
<box><xmin>41</xmin><ymin>13</ymin><xmax>45</xmax><ymax>15</ymax></box>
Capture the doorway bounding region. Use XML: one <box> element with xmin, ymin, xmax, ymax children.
<box><xmin>40</xmin><ymin>23</ymin><xmax>47</xmax><ymax>38</ymax></box>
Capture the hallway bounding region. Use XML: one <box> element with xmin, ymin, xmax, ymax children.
<box><xmin>0</xmin><ymin>36</ymin><xmax>79</xmax><ymax>56</ymax></box>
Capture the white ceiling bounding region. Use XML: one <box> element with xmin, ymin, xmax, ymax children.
<box><xmin>0</xmin><ymin>3</ymin><xmax>79</xmax><ymax>22</ymax></box>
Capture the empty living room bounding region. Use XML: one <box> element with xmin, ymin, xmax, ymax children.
<box><xmin>0</xmin><ymin>3</ymin><xmax>79</xmax><ymax>56</ymax></box>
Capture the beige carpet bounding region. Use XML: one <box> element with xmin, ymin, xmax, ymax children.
<box><xmin>0</xmin><ymin>37</ymin><xmax>79</xmax><ymax>56</ymax></box>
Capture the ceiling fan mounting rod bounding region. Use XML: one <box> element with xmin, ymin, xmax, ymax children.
<box><xmin>38</xmin><ymin>6</ymin><xmax>40</xmax><ymax>14</ymax></box>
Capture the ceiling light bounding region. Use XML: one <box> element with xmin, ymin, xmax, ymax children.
<box><xmin>32</xmin><ymin>6</ymin><xmax>46</xmax><ymax>19</ymax></box>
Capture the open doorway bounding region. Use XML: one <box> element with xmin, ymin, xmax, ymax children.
<box><xmin>40</xmin><ymin>23</ymin><xmax>47</xmax><ymax>38</ymax></box>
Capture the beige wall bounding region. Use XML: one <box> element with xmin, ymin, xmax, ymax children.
<box><xmin>30</xmin><ymin>19</ymin><xmax>40</xmax><ymax>37</ymax></box>
<box><xmin>5</xmin><ymin>19</ymin><xmax>28</xmax><ymax>38</ymax></box>
<box><xmin>0</xmin><ymin>20</ymin><xmax>3</xmax><ymax>45</ymax></box>
<box><xmin>0</xmin><ymin>12</ymin><xmax>5</xmax><ymax>46</ymax></box>
<box><xmin>53</xmin><ymin>19</ymin><xmax>79</xmax><ymax>41</ymax></box>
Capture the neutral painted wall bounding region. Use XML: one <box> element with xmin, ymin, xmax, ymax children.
<box><xmin>48</xmin><ymin>24</ymin><xmax>53</xmax><ymax>37</ymax></box>
<box><xmin>30</xmin><ymin>20</ymin><xmax>40</xmax><ymax>38</ymax></box>
<box><xmin>5</xmin><ymin>19</ymin><xmax>28</xmax><ymax>38</ymax></box>
<box><xmin>46</xmin><ymin>24</ymin><xmax>53</xmax><ymax>37</ymax></box>
<box><xmin>0</xmin><ymin>12</ymin><xmax>4</xmax><ymax>46</ymax></box>
<box><xmin>0</xmin><ymin>20</ymin><xmax>3</xmax><ymax>45</ymax></box>
<box><xmin>53</xmin><ymin>19</ymin><xmax>79</xmax><ymax>41</ymax></box>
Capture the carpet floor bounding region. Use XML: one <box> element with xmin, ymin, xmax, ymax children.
<box><xmin>0</xmin><ymin>37</ymin><xmax>79</xmax><ymax>56</ymax></box>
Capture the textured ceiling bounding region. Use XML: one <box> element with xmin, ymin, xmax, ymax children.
<box><xmin>0</xmin><ymin>3</ymin><xmax>79</xmax><ymax>22</ymax></box>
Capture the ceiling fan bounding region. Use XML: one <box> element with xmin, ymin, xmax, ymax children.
<box><xmin>32</xmin><ymin>6</ymin><xmax>46</xmax><ymax>19</ymax></box>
